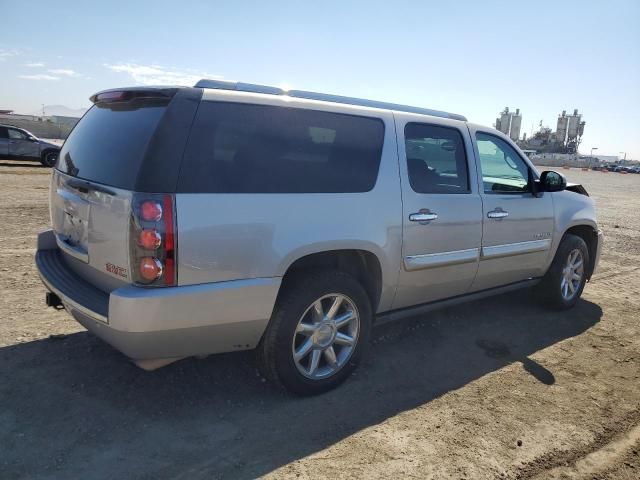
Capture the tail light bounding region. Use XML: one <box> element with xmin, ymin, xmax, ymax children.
<box><xmin>130</xmin><ymin>194</ymin><xmax>177</xmax><ymax>287</ymax></box>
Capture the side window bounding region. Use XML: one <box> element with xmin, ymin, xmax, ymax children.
<box><xmin>8</xmin><ymin>129</ymin><xmax>27</xmax><ymax>140</ymax></box>
<box><xmin>404</xmin><ymin>123</ymin><xmax>469</xmax><ymax>194</ymax></box>
<box><xmin>0</xmin><ymin>127</ymin><xmax>8</xmax><ymax>139</ymax></box>
<box><xmin>178</xmin><ymin>102</ymin><xmax>385</xmax><ymax>193</ymax></box>
<box><xmin>476</xmin><ymin>132</ymin><xmax>530</xmax><ymax>194</ymax></box>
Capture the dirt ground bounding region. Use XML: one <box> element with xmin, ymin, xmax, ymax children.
<box><xmin>1</xmin><ymin>160</ymin><xmax>639</xmax><ymax>479</ymax></box>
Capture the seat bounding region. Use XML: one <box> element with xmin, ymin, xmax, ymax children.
<box><xmin>407</xmin><ymin>157</ymin><xmax>440</xmax><ymax>193</ymax></box>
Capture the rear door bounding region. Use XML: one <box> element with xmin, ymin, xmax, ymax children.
<box><xmin>8</xmin><ymin>128</ymin><xmax>39</xmax><ymax>158</ymax></box>
<box><xmin>469</xmin><ymin>127</ymin><xmax>554</xmax><ymax>291</ymax></box>
<box><xmin>51</xmin><ymin>88</ymin><xmax>199</xmax><ymax>291</ymax></box>
<box><xmin>50</xmin><ymin>171</ymin><xmax>134</xmax><ymax>291</ymax></box>
<box><xmin>392</xmin><ymin>114</ymin><xmax>483</xmax><ymax>309</ymax></box>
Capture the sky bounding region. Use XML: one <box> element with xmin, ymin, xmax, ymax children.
<box><xmin>1</xmin><ymin>0</ymin><xmax>639</xmax><ymax>159</ymax></box>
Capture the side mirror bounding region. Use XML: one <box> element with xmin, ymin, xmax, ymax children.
<box><xmin>539</xmin><ymin>170</ymin><xmax>567</xmax><ymax>192</ymax></box>
<box><xmin>27</xmin><ymin>136</ymin><xmax>38</xmax><ymax>142</ymax></box>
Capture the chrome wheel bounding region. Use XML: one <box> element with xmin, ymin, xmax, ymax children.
<box><xmin>560</xmin><ymin>248</ymin><xmax>584</xmax><ymax>300</ymax></box>
<box><xmin>292</xmin><ymin>293</ymin><xmax>360</xmax><ymax>380</ymax></box>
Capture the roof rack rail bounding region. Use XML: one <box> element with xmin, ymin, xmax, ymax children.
<box><xmin>194</xmin><ymin>79</ymin><xmax>467</xmax><ymax>122</ymax></box>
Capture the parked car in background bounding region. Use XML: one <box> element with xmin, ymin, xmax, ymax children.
<box><xmin>35</xmin><ymin>81</ymin><xmax>603</xmax><ymax>395</ymax></box>
<box><xmin>0</xmin><ymin>124</ymin><xmax>60</xmax><ymax>167</ymax></box>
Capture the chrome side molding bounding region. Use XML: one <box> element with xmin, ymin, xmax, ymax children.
<box><xmin>404</xmin><ymin>248</ymin><xmax>480</xmax><ymax>271</ymax></box>
<box><xmin>481</xmin><ymin>239</ymin><xmax>551</xmax><ymax>259</ymax></box>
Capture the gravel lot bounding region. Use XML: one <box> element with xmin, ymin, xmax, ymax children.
<box><xmin>1</xmin><ymin>161</ymin><xmax>639</xmax><ymax>479</ymax></box>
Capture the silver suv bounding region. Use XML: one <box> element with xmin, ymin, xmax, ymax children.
<box><xmin>36</xmin><ymin>81</ymin><xmax>602</xmax><ymax>395</ymax></box>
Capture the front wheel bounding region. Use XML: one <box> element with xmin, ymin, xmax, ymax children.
<box><xmin>537</xmin><ymin>234</ymin><xmax>589</xmax><ymax>310</ymax></box>
<box><xmin>40</xmin><ymin>150</ymin><xmax>58</xmax><ymax>167</ymax></box>
<box><xmin>257</xmin><ymin>270</ymin><xmax>372</xmax><ymax>395</ymax></box>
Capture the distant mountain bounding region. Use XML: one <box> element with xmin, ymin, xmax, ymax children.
<box><xmin>30</xmin><ymin>105</ymin><xmax>88</xmax><ymax>118</ymax></box>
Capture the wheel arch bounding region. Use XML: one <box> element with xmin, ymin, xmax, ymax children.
<box><xmin>41</xmin><ymin>147</ymin><xmax>60</xmax><ymax>156</ymax></box>
<box><xmin>278</xmin><ymin>247</ymin><xmax>384</xmax><ymax>313</ymax></box>
<box><xmin>561</xmin><ymin>224</ymin><xmax>599</xmax><ymax>280</ymax></box>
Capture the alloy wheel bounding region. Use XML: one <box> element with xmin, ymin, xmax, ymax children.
<box><xmin>291</xmin><ymin>293</ymin><xmax>360</xmax><ymax>380</ymax></box>
<box><xmin>560</xmin><ymin>248</ymin><xmax>584</xmax><ymax>300</ymax></box>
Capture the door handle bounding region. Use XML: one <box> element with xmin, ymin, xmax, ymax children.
<box><xmin>487</xmin><ymin>209</ymin><xmax>509</xmax><ymax>219</ymax></box>
<box><xmin>409</xmin><ymin>212</ymin><xmax>438</xmax><ymax>222</ymax></box>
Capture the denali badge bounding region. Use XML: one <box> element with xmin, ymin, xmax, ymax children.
<box><xmin>106</xmin><ymin>263</ymin><xmax>128</xmax><ymax>278</ymax></box>
<box><xmin>534</xmin><ymin>232</ymin><xmax>552</xmax><ymax>239</ymax></box>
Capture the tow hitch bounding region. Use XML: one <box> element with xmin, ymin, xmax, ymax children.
<box><xmin>46</xmin><ymin>292</ymin><xmax>64</xmax><ymax>310</ymax></box>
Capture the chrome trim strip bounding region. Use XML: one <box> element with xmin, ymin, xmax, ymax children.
<box><xmin>404</xmin><ymin>248</ymin><xmax>479</xmax><ymax>271</ymax></box>
<box><xmin>38</xmin><ymin>268</ymin><xmax>108</xmax><ymax>323</ymax></box>
<box><xmin>481</xmin><ymin>239</ymin><xmax>551</xmax><ymax>259</ymax></box>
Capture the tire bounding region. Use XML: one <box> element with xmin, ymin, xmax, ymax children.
<box><xmin>257</xmin><ymin>270</ymin><xmax>372</xmax><ymax>396</ymax></box>
<box><xmin>40</xmin><ymin>150</ymin><xmax>59</xmax><ymax>168</ymax></box>
<box><xmin>536</xmin><ymin>234</ymin><xmax>589</xmax><ymax>310</ymax></box>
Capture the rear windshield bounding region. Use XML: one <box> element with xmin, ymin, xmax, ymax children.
<box><xmin>178</xmin><ymin>102</ymin><xmax>385</xmax><ymax>193</ymax></box>
<box><xmin>57</xmin><ymin>103</ymin><xmax>167</xmax><ymax>189</ymax></box>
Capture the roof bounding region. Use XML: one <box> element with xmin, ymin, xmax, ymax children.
<box><xmin>194</xmin><ymin>79</ymin><xmax>467</xmax><ymax>122</ymax></box>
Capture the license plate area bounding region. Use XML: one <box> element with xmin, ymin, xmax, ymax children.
<box><xmin>56</xmin><ymin>188</ymin><xmax>90</xmax><ymax>262</ymax></box>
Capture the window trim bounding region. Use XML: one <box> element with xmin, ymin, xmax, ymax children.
<box><xmin>403</xmin><ymin>122</ymin><xmax>471</xmax><ymax>195</ymax></box>
<box><xmin>475</xmin><ymin>131</ymin><xmax>533</xmax><ymax>195</ymax></box>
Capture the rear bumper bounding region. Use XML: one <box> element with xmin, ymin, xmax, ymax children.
<box><xmin>36</xmin><ymin>230</ymin><xmax>281</xmax><ymax>360</ymax></box>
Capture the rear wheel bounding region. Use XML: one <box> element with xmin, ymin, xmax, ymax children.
<box><xmin>257</xmin><ymin>270</ymin><xmax>372</xmax><ymax>395</ymax></box>
<box><xmin>40</xmin><ymin>150</ymin><xmax>58</xmax><ymax>167</ymax></box>
<box><xmin>537</xmin><ymin>234</ymin><xmax>589</xmax><ymax>310</ymax></box>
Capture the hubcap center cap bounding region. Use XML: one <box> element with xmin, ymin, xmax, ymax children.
<box><xmin>314</xmin><ymin>323</ymin><xmax>336</xmax><ymax>348</ymax></box>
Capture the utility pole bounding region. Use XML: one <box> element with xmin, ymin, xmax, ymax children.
<box><xmin>619</xmin><ymin>151</ymin><xmax>627</xmax><ymax>164</ymax></box>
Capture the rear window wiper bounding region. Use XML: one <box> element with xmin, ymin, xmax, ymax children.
<box><xmin>66</xmin><ymin>178</ymin><xmax>115</xmax><ymax>196</ymax></box>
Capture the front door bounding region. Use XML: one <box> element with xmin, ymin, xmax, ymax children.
<box><xmin>8</xmin><ymin>128</ymin><xmax>39</xmax><ymax>159</ymax></box>
<box><xmin>392</xmin><ymin>116</ymin><xmax>483</xmax><ymax>309</ymax></box>
<box><xmin>470</xmin><ymin>128</ymin><xmax>554</xmax><ymax>291</ymax></box>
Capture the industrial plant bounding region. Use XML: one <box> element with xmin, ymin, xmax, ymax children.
<box><xmin>495</xmin><ymin>107</ymin><xmax>586</xmax><ymax>154</ymax></box>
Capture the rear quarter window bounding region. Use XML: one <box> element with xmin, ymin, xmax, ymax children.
<box><xmin>177</xmin><ymin>102</ymin><xmax>385</xmax><ymax>193</ymax></box>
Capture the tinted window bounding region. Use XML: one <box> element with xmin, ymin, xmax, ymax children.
<box><xmin>0</xmin><ymin>127</ymin><xmax>8</xmax><ymax>139</ymax></box>
<box><xmin>178</xmin><ymin>102</ymin><xmax>385</xmax><ymax>193</ymax></box>
<box><xmin>404</xmin><ymin>123</ymin><xmax>469</xmax><ymax>194</ymax></box>
<box><xmin>8</xmin><ymin>129</ymin><xmax>27</xmax><ymax>140</ymax></box>
<box><xmin>476</xmin><ymin>132</ymin><xmax>530</xmax><ymax>194</ymax></box>
<box><xmin>57</xmin><ymin>103</ymin><xmax>168</xmax><ymax>189</ymax></box>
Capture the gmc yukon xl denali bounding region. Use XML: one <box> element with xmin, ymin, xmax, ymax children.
<box><xmin>36</xmin><ymin>81</ymin><xmax>602</xmax><ymax>395</ymax></box>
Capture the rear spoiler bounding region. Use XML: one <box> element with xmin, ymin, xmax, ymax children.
<box><xmin>90</xmin><ymin>87</ymin><xmax>178</xmax><ymax>105</ymax></box>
